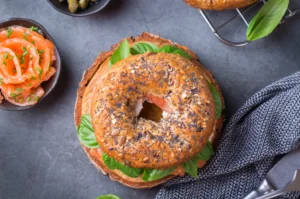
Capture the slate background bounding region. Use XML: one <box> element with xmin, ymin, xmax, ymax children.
<box><xmin>0</xmin><ymin>0</ymin><xmax>299</xmax><ymax>199</ymax></box>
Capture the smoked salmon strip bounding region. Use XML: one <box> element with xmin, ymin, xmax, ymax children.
<box><xmin>0</xmin><ymin>26</ymin><xmax>56</xmax><ymax>106</ymax></box>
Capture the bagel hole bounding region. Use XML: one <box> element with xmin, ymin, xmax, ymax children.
<box><xmin>137</xmin><ymin>101</ymin><xmax>163</xmax><ymax>123</ymax></box>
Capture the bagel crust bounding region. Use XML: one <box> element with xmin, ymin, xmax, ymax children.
<box><xmin>74</xmin><ymin>32</ymin><xmax>224</xmax><ymax>188</ymax></box>
<box><xmin>184</xmin><ymin>0</ymin><xmax>258</xmax><ymax>10</ymax></box>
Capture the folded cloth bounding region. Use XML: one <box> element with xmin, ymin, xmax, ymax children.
<box><xmin>156</xmin><ymin>72</ymin><xmax>300</xmax><ymax>199</ymax></box>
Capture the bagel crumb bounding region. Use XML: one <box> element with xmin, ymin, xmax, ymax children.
<box><xmin>143</xmin><ymin>157</ymin><xmax>150</xmax><ymax>163</ymax></box>
<box><xmin>111</xmin><ymin>130</ymin><xmax>120</xmax><ymax>136</ymax></box>
<box><xmin>118</xmin><ymin>136</ymin><xmax>126</xmax><ymax>146</ymax></box>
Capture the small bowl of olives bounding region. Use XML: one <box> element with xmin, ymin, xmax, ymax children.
<box><xmin>47</xmin><ymin>0</ymin><xmax>111</xmax><ymax>17</ymax></box>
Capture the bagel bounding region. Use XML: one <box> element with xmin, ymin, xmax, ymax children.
<box><xmin>183</xmin><ymin>0</ymin><xmax>258</xmax><ymax>10</ymax></box>
<box><xmin>74</xmin><ymin>32</ymin><xmax>224</xmax><ymax>188</ymax></box>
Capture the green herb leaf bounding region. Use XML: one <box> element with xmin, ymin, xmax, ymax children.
<box><xmin>246</xmin><ymin>0</ymin><xmax>289</xmax><ymax>41</ymax></box>
<box><xmin>130</xmin><ymin>42</ymin><xmax>159</xmax><ymax>55</ymax></box>
<box><xmin>15</xmin><ymin>88</ymin><xmax>24</xmax><ymax>93</ymax></box>
<box><xmin>31</xmin><ymin>76</ymin><xmax>36</xmax><ymax>80</ymax></box>
<box><xmin>102</xmin><ymin>153</ymin><xmax>118</xmax><ymax>170</ymax></box>
<box><xmin>182</xmin><ymin>157</ymin><xmax>199</xmax><ymax>179</ymax></box>
<box><xmin>46</xmin><ymin>62</ymin><xmax>50</xmax><ymax>72</ymax></box>
<box><xmin>196</xmin><ymin>141</ymin><xmax>214</xmax><ymax>161</ymax></box>
<box><xmin>109</xmin><ymin>39</ymin><xmax>130</xmax><ymax>67</ymax></box>
<box><xmin>9</xmin><ymin>92</ymin><xmax>21</xmax><ymax>99</ymax></box>
<box><xmin>35</xmin><ymin>67</ymin><xmax>43</xmax><ymax>79</ymax></box>
<box><xmin>102</xmin><ymin>153</ymin><xmax>143</xmax><ymax>178</ymax></box>
<box><xmin>6</xmin><ymin>26</ymin><xmax>13</xmax><ymax>38</ymax></box>
<box><xmin>33</xmin><ymin>96</ymin><xmax>40</xmax><ymax>102</ymax></box>
<box><xmin>208</xmin><ymin>83</ymin><xmax>222</xmax><ymax>119</ymax></box>
<box><xmin>26</xmin><ymin>96</ymin><xmax>31</xmax><ymax>102</ymax></box>
<box><xmin>3</xmin><ymin>52</ymin><xmax>8</xmax><ymax>59</ymax></box>
<box><xmin>2</xmin><ymin>61</ymin><xmax>7</xmax><ymax>66</ymax></box>
<box><xmin>22</xmin><ymin>51</ymin><xmax>28</xmax><ymax>56</ymax></box>
<box><xmin>182</xmin><ymin>141</ymin><xmax>214</xmax><ymax>178</ymax></box>
<box><xmin>159</xmin><ymin>45</ymin><xmax>191</xmax><ymax>60</ymax></box>
<box><xmin>117</xmin><ymin>162</ymin><xmax>143</xmax><ymax>178</ymax></box>
<box><xmin>95</xmin><ymin>194</ymin><xmax>121</xmax><ymax>199</ymax></box>
<box><xmin>77</xmin><ymin>114</ymin><xmax>99</xmax><ymax>148</ymax></box>
<box><xmin>38</xmin><ymin>49</ymin><xmax>45</xmax><ymax>55</ymax></box>
<box><xmin>29</xmin><ymin>26</ymin><xmax>39</xmax><ymax>32</ymax></box>
<box><xmin>142</xmin><ymin>167</ymin><xmax>176</xmax><ymax>182</ymax></box>
<box><xmin>23</xmin><ymin>32</ymin><xmax>29</xmax><ymax>41</ymax></box>
<box><xmin>20</xmin><ymin>47</ymin><xmax>28</xmax><ymax>65</ymax></box>
<box><xmin>0</xmin><ymin>78</ymin><xmax>3</xmax><ymax>86</ymax></box>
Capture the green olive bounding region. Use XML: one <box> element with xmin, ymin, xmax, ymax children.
<box><xmin>79</xmin><ymin>0</ymin><xmax>90</xmax><ymax>9</ymax></box>
<box><xmin>68</xmin><ymin>0</ymin><xmax>79</xmax><ymax>13</ymax></box>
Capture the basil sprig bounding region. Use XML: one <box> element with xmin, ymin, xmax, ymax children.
<box><xmin>77</xmin><ymin>114</ymin><xmax>99</xmax><ymax>148</ymax></box>
<box><xmin>208</xmin><ymin>83</ymin><xmax>222</xmax><ymax>119</ymax></box>
<box><xmin>102</xmin><ymin>153</ymin><xmax>143</xmax><ymax>178</ymax></box>
<box><xmin>182</xmin><ymin>142</ymin><xmax>214</xmax><ymax>179</ymax></box>
<box><xmin>95</xmin><ymin>195</ymin><xmax>121</xmax><ymax>199</ymax></box>
<box><xmin>247</xmin><ymin>0</ymin><xmax>289</xmax><ymax>41</ymax></box>
<box><xmin>109</xmin><ymin>39</ymin><xmax>130</xmax><ymax>66</ymax></box>
<box><xmin>142</xmin><ymin>167</ymin><xmax>176</xmax><ymax>181</ymax></box>
<box><xmin>109</xmin><ymin>41</ymin><xmax>192</xmax><ymax>66</ymax></box>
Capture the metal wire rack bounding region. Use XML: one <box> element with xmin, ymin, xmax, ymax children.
<box><xmin>199</xmin><ymin>0</ymin><xmax>300</xmax><ymax>47</ymax></box>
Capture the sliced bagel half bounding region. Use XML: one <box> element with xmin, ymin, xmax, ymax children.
<box><xmin>74</xmin><ymin>32</ymin><xmax>224</xmax><ymax>188</ymax></box>
<box><xmin>183</xmin><ymin>0</ymin><xmax>258</xmax><ymax>10</ymax></box>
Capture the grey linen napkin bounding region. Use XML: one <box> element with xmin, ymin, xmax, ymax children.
<box><xmin>156</xmin><ymin>72</ymin><xmax>300</xmax><ymax>199</ymax></box>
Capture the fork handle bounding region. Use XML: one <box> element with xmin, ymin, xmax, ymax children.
<box><xmin>243</xmin><ymin>179</ymin><xmax>275</xmax><ymax>199</ymax></box>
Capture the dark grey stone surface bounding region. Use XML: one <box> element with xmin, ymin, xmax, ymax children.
<box><xmin>0</xmin><ymin>0</ymin><xmax>299</xmax><ymax>199</ymax></box>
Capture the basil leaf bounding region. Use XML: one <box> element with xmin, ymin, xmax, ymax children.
<box><xmin>117</xmin><ymin>163</ymin><xmax>143</xmax><ymax>178</ymax></box>
<box><xmin>102</xmin><ymin>153</ymin><xmax>118</xmax><ymax>170</ymax></box>
<box><xmin>196</xmin><ymin>141</ymin><xmax>214</xmax><ymax>161</ymax></box>
<box><xmin>95</xmin><ymin>195</ymin><xmax>121</xmax><ymax>199</ymax></box>
<box><xmin>102</xmin><ymin>153</ymin><xmax>143</xmax><ymax>178</ymax></box>
<box><xmin>159</xmin><ymin>45</ymin><xmax>176</xmax><ymax>53</ymax></box>
<box><xmin>109</xmin><ymin>39</ymin><xmax>130</xmax><ymax>66</ymax></box>
<box><xmin>182</xmin><ymin>157</ymin><xmax>198</xmax><ymax>179</ymax></box>
<box><xmin>142</xmin><ymin>167</ymin><xmax>176</xmax><ymax>181</ymax></box>
<box><xmin>208</xmin><ymin>83</ymin><xmax>222</xmax><ymax>119</ymax></box>
<box><xmin>182</xmin><ymin>142</ymin><xmax>214</xmax><ymax>178</ymax></box>
<box><xmin>77</xmin><ymin>114</ymin><xmax>99</xmax><ymax>148</ymax></box>
<box><xmin>159</xmin><ymin>45</ymin><xmax>191</xmax><ymax>60</ymax></box>
<box><xmin>130</xmin><ymin>42</ymin><xmax>159</xmax><ymax>55</ymax></box>
<box><xmin>246</xmin><ymin>0</ymin><xmax>289</xmax><ymax>41</ymax></box>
